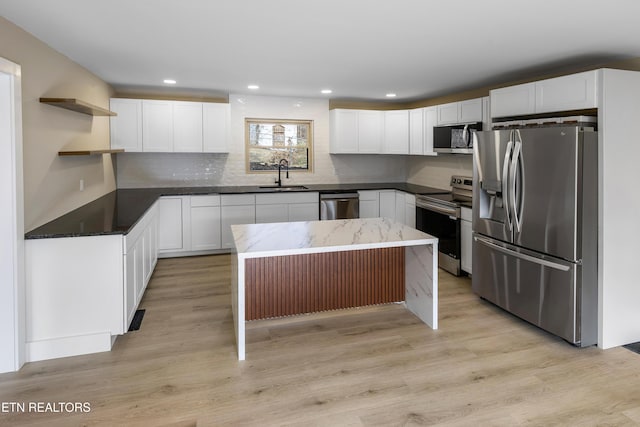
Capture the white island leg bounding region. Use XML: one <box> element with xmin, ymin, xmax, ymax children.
<box><xmin>404</xmin><ymin>242</ymin><xmax>438</xmax><ymax>329</ymax></box>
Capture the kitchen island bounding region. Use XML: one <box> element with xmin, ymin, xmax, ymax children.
<box><xmin>231</xmin><ymin>218</ymin><xmax>438</xmax><ymax>360</ymax></box>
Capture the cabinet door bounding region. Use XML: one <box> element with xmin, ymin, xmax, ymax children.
<box><xmin>110</xmin><ymin>98</ymin><xmax>142</xmax><ymax>151</ymax></box>
<box><xmin>221</xmin><ymin>202</ymin><xmax>256</xmax><ymax>249</ymax></box>
<box><xmin>357</xmin><ymin>110</ymin><xmax>383</xmax><ymax>153</ymax></box>
<box><xmin>461</xmin><ymin>207</ymin><xmax>472</xmax><ymax>274</ymax></box>
<box><xmin>409</xmin><ymin>108</ymin><xmax>424</xmax><ymax>155</ymax></box>
<box><xmin>535</xmin><ymin>70</ymin><xmax>597</xmax><ymax>114</ymax></box>
<box><xmin>134</xmin><ymin>235</ymin><xmax>145</xmax><ymax>305</ymax></box>
<box><xmin>190</xmin><ymin>195</ymin><xmax>221</xmax><ymax>251</ymax></box>
<box><xmin>142</xmin><ymin>100</ymin><xmax>173</xmax><ymax>152</ymax></box>
<box><xmin>383</xmin><ymin>110</ymin><xmax>409</xmax><ymax>154</ymax></box>
<box><xmin>437</xmin><ymin>102</ymin><xmax>459</xmax><ymax>125</ymax></box>
<box><xmin>173</xmin><ymin>101</ymin><xmax>203</xmax><ymax>152</ymax></box>
<box><xmin>358</xmin><ymin>190</ymin><xmax>380</xmax><ymax>218</ymax></box>
<box><xmin>379</xmin><ymin>190</ymin><xmax>396</xmax><ymax>220</ymax></box>
<box><xmin>289</xmin><ymin>203</ymin><xmax>319</xmax><ymax>222</ymax></box>
<box><xmin>459</xmin><ymin>98</ymin><xmax>483</xmax><ymax>123</ymax></box>
<box><xmin>405</xmin><ymin>193</ymin><xmax>416</xmax><ymax>228</ymax></box>
<box><xmin>490</xmin><ymin>83</ymin><xmax>535</xmax><ymax>118</ymax></box>
<box><xmin>203</xmin><ymin>103</ymin><xmax>230</xmax><ymax>153</ymax></box>
<box><xmin>423</xmin><ymin>107</ymin><xmax>438</xmax><ymax>155</ymax></box>
<box><xmin>158</xmin><ymin>197</ymin><xmax>185</xmax><ymax>251</ymax></box>
<box><xmin>256</xmin><ymin>204</ymin><xmax>288</xmax><ymax>223</ymax></box>
<box><xmin>394</xmin><ymin>192</ymin><xmax>406</xmax><ymax>225</ymax></box>
<box><xmin>124</xmin><ymin>248</ymin><xmax>137</xmax><ymax>329</ymax></box>
<box><xmin>329</xmin><ymin>109</ymin><xmax>358</xmax><ymax>153</ymax></box>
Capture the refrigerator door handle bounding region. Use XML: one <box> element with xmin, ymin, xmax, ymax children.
<box><xmin>502</xmin><ymin>136</ymin><xmax>514</xmax><ymax>232</ymax></box>
<box><xmin>509</xmin><ymin>136</ymin><xmax>523</xmax><ymax>233</ymax></box>
<box><xmin>474</xmin><ymin>236</ymin><xmax>571</xmax><ymax>271</ymax></box>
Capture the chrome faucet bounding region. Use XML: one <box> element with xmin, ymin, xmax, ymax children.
<box><xmin>275</xmin><ymin>158</ymin><xmax>289</xmax><ymax>187</ymax></box>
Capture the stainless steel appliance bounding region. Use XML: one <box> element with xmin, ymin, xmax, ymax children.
<box><xmin>320</xmin><ymin>192</ymin><xmax>359</xmax><ymax>220</ymax></box>
<box><xmin>416</xmin><ymin>176</ymin><xmax>472</xmax><ymax>276</ymax></box>
<box><xmin>434</xmin><ymin>122</ymin><xmax>482</xmax><ymax>154</ymax></box>
<box><xmin>472</xmin><ymin>120</ymin><xmax>598</xmax><ymax>346</ymax></box>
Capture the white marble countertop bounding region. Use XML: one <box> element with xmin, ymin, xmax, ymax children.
<box><xmin>231</xmin><ymin>218</ymin><xmax>437</xmax><ymax>258</ymax></box>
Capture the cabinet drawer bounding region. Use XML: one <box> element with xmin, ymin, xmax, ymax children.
<box><xmin>221</xmin><ymin>194</ymin><xmax>255</xmax><ymax>206</ymax></box>
<box><xmin>358</xmin><ymin>190</ymin><xmax>380</xmax><ymax>201</ymax></box>
<box><xmin>255</xmin><ymin>192</ymin><xmax>318</xmax><ymax>205</ymax></box>
<box><xmin>190</xmin><ymin>195</ymin><xmax>221</xmax><ymax>207</ymax></box>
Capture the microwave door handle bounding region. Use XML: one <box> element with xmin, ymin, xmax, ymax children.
<box><xmin>502</xmin><ymin>136</ymin><xmax>514</xmax><ymax>232</ymax></box>
<box><xmin>462</xmin><ymin>124</ymin><xmax>469</xmax><ymax>147</ymax></box>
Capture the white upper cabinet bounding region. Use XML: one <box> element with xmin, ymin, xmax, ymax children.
<box><xmin>408</xmin><ymin>107</ymin><xmax>438</xmax><ymax>156</ymax></box>
<box><xmin>535</xmin><ymin>70</ymin><xmax>598</xmax><ymax>113</ymax></box>
<box><xmin>409</xmin><ymin>108</ymin><xmax>424</xmax><ymax>155</ymax></box>
<box><xmin>490</xmin><ymin>83</ymin><xmax>536</xmax><ymax>118</ymax></box>
<box><xmin>383</xmin><ymin>110</ymin><xmax>409</xmax><ymax>154</ymax></box>
<box><xmin>436</xmin><ymin>102</ymin><xmax>459</xmax><ymax>125</ymax></box>
<box><xmin>491</xmin><ymin>71</ymin><xmax>598</xmax><ymax>118</ymax></box>
<box><xmin>203</xmin><ymin>103</ymin><xmax>230</xmax><ymax>153</ymax></box>
<box><xmin>110</xmin><ymin>98</ymin><xmax>230</xmax><ymax>153</ymax></box>
<box><xmin>110</xmin><ymin>98</ymin><xmax>142</xmax><ymax>151</ymax></box>
<box><xmin>437</xmin><ymin>98</ymin><xmax>483</xmax><ymax>125</ymax></box>
<box><xmin>329</xmin><ymin>109</ymin><xmax>383</xmax><ymax>154</ymax></box>
<box><xmin>173</xmin><ymin>101</ymin><xmax>203</xmax><ymax>152</ymax></box>
<box><xmin>329</xmin><ymin>109</ymin><xmax>358</xmax><ymax>153</ymax></box>
<box><xmin>357</xmin><ymin>110</ymin><xmax>383</xmax><ymax>153</ymax></box>
<box><xmin>142</xmin><ymin>100</ymin><xmax>174</xmax><ymax>152</ymax></box>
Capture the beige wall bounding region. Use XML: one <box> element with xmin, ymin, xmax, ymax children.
<box><xmin>0</xmin><ymin>17</ymin><xmax>115</xmax><ymax>231</ymax></box>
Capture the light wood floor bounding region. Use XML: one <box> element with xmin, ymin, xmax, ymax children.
<box><xmin>2</xmin><ymin>254</ymin><xmax>640</xmax><ymax>426</ymax></box>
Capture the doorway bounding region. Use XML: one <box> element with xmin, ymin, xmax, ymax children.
<box><xmin>0</xmin><ymin>57</ymin><xmax>24</xmax><ymax>373</ymax></box>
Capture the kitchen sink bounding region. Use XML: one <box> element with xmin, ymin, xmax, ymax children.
<box><xmin>257</xmin><ymin>185</ymin><xmax>308</xmax><ymax>191</ymax></box>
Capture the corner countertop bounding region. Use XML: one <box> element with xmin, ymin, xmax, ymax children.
<box><xmin>25</xmin><ymin>182</ymin><xmax>449</xmax><ymax>240</ymax></box>
<box><xmin>231</xmin><ymin>217</ymin><xmax>437</xmax><ymax>258</ymax></box>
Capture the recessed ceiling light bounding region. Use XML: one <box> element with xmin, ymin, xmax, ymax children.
<box><xmin>163</xmin><ymin>79</ymin><xmax>177</xmax><ymax>85</ymax></box>
<box><xmin>247</xmin><ymin>85</ymin><xmax>260</xmax><ymax>90</ymax></box>
<box><xmin>321</xmin><ymin>89</ymin><xmax>332</xmax><ymax>94</ymax></box>
<box><xmin>386</xmin><ymin>93</ymin><xmax>397</xmax><ymax>98</ymax></box>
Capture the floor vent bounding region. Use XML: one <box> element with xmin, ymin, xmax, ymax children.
<box><xmin>128</xmin><ymin>309</ymin><xmax>145</xmax><ymax>332</ymax></box>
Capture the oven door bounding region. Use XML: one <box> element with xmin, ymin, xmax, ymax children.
<box><xmin>416</xmin><ymin>200</ymin><xmax>461</xmax><ymax>276</ymax></box>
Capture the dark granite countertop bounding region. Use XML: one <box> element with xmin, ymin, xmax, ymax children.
<box><xmin>25</xmin><ymin>182</ymin><xmax>450</xmax><ymax>239</ymax></box>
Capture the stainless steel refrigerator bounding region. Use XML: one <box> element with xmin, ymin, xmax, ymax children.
<box><xmin>472</xmin><ymin>125</ymin><xmax>598</xmax><ymax>346</ymax></box>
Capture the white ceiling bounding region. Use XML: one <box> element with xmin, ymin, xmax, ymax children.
<box><xmin>1</xmin><ymin>0</ymin><xmax>640</xmax><ymax>102</ymax></box>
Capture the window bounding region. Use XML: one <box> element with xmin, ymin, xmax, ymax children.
<box><xmin>245</xmin><ymin>119</ymin><xmax>313</xmax><ymax>173</ymax></box>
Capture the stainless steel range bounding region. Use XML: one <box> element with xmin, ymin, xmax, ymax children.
<box><xmin>415</xmin><ymin>175</ymin><xmax>472</xmax><ymax>276</ymax></box>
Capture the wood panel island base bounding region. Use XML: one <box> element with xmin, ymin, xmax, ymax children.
<box><xmin>231</xmin><ymin>218</ymin><xmax>438</xmax><ymax>360</ymax></box>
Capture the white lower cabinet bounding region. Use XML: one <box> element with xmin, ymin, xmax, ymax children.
<box><xmin>158</xmin><ymin>196</ymin><xmax>188</xmax><ymax>253</ymax></box>
<box><xmin>255</xmin><ymin>192</ymin><xmax>319</xmax><ymax>223</ymax></box>
<box><xmin>221</xmin><ymin>194</ymin><xmax>256</xmax><ymax>249</ymax></box>
<box><xmin>159</xmin><ymin>195</ymin><xmax>225</xmax><ymax>256</ymax></box>
<box><xmin>190</xmin><ymin>195</ymin><xmax>221</xmax><ymax>251</ymax></box>
<box><xmin>358</xmin><ymin>190</ymin><xmax>380</xmax><ymax>218</ymax></box>
<box><xmin>461</xmin><ymin>207</ymin><xmax>472</xmax><ymax>275</ymax></box>
<box><xmin>25</xmin><ymin>202</ymin><xmax>159</xmax><ymax>363</ymax></box>
<box><xmin>124</xmin><ymin>202</ymin><xmax>159</xmax><ymax>329</ymax></box>
<box><xmin>359</xmin><ymin>189</ymin><xmax>415</xmax><ymax>227</ymax></box>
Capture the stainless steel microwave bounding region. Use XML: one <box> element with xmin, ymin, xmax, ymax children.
<box><xmin>433</xmin><ymin>122</ymin><xmax>482</xmax><ymax>154</ymax></box>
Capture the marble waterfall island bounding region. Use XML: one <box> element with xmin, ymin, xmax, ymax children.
<box><xmin>231</xmin><ymin>217</ymin><xmax>439</xmax><ymax>360</ymax></box>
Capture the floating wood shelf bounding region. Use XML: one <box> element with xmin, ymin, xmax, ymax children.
<box><xmin>40</xmin><ymin>98</ymin><xmax>117</xmax><ymax>116</ymax></box>
<box><xmin>58</xmin><ymin>149</ymin><xmax>124</xmax><ymax>156</ymax></box>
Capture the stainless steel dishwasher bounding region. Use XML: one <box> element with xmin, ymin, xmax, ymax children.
<box><xmin>320</xmin><ymin>192</ymin><xmax>359</xmax><ymax>220</ymax></box>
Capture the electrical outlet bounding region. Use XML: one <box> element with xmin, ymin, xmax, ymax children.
<box><xmin>79</xmin><ymin>179</ymin><xmax>84</xmax><ymax>191</ymax></box>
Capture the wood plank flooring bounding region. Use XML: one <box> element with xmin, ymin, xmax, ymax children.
<box><xmin>1</xmin><ymin>254</ymin><xmax>640</xmax><ymax>426</ymax></box>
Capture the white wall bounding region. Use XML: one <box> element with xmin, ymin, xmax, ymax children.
<box><xmin>116</xmin><ymin>94</ymin><xmax>407</xmax><ymax>188</ymax></box>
